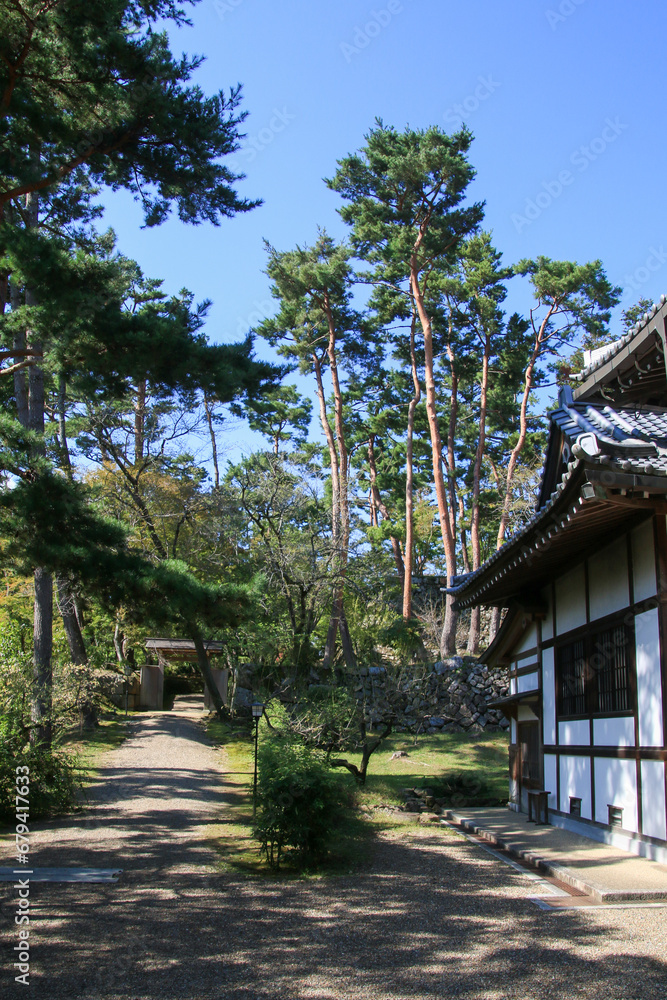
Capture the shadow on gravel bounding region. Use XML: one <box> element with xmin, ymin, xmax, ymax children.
<box><xmin>3</xmin><ymin>832</ymin><xmax>667</xmax><ymax>999</ymax></box>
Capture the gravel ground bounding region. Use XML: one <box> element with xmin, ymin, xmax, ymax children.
<box><xmin>2</xmin><ymin>697</ymin><xmax>667</xmax><ymax>999</ymax></box>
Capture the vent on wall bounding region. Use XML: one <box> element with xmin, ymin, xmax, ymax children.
<box><xmin>569</xmin><ymin>797</ymin><xmax>582</xmax><ymax>818</ymax></box>
<box><xmin>608</xmin><ymin>805</ymin><xmax>623</xmax><ymax>828</ymax></box>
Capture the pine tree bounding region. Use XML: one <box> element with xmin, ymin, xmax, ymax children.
<box><xmin>0</xmin><ymin>1</ymin><xmax>269</xmax><ymax>735</ymax></box>
<box><xmin>328</xmin><ymin>122</ymin><xmax>483</xmax><ymax>653</ymax></box>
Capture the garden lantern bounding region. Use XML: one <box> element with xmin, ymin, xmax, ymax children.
<box><xmin>251</xmin><ymin>701</ymin><xmax>264</xmax><ymax>819</ymax></box>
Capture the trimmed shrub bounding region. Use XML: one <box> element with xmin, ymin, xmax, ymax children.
<box><xmin>253</xmin><ymin>735</ymin><xmax>348</xmax><ymax>869</ymax></box>
<box><xmin>0</xmin><ymin>714</ymin><xmax>81</xmax><ymax>822</ymax></box>
<box><xmin>427</xmin><ymin>770</ymin><xmax>505</xmax><ymax>808</ymax></box>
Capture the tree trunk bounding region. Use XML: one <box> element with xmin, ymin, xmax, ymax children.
<box><xmin>11</xmin><ymin>278</ymin><xmax>29</xmax><ymax>427</ymax></box>
<box><xmin>192</xmin><ymin>629</ymin><xmax>226</xmax><ymax>718</ymax></box>
<box><xmin>467</xmin><ymin>333</ymin><xmax>490</xmax><ymax>655</ymax></box>
<box><xmin>57</xmin><ymin>577</ymin><xmax>96</xmax><ymax>729</ymax></box>
<box><xmin>403</xmin><ymin>311</ymin><xmax>421</xmax><ymax>619</ymax></box>
<box><xmin>57</xmin><ymin>578</ymin><xmax>87</xmax><ymax>664</ymax></box>
<box><xmin>410</xmin><ymin>265</ymin><xmax>458</xmax><ymax>654</ymax></box>
<box><xmin>313</xmin><ymin>348</ymin><xmax>348</xmax><ymax>670</ymax></box>
<box><xmin>31</xmin><ymin>567</ymin><xmax>53</xmax><ymax>745</ymax></box>
<box><xmin>367</xmin><ymin>435</ymin><xmax>405</xmax><ymax>587</ymax></box>
<box><xmin>496</xmin><ymin>308</ymin><xmax>555</xmax><ymax>550</ymax></box>
<box><xmin>25</xmin><ymin>185</ymin><xmax>54</xmax><ymax>745</ymax></box>
<box><xmin>439</xmin><ymin>594</ymin><xmax>459</xmax><ymax>661</ymax></box>
<box><xmin>134</xmin><ymin>380</ymin><xmax>146</xmax><ymax>464</ymax></box>
<box><xmin>466</xmin><ymin>606</ymin><xmax>481</xmax><ymax>657</ymax></box>
<box><xmin>323</xmin><ymin>293</ymin><xmax>355</xmax><ymax>671</ymax></box>
<box><xmin>203</xmin><ymin>393</ymin><xmax>220</xmax><ymax>488</ymax></box>
<box><xmin>489</xmin><ymin>606</ymin><xmax>501</xmax><ymax>643</ymax></box>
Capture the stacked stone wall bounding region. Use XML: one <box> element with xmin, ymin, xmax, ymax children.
<box><xmin>355</xmin><ymin>657</ymin><xmax>509</xmax><ymax>734</ymax></box>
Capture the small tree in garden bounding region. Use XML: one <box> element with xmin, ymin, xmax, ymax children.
<box><xmin>271</xmin><ymin>688</ymin><xmax>394</xmax><ymax>787</ymax></box>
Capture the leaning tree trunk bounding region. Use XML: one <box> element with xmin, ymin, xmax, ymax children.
<box><xmin>191</xmin><ymin>628</ymin><xmax>226</xmax><ymax>719</ymax></box>
<box><xmin>56</xmin><ymin>577</ymin><xmax>97</xmax><ymax>729</ymax></box>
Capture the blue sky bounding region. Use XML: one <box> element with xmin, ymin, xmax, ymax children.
<box><xmin>101</xmin><ymin>0</ymin><xmax>667</xmax><ymax>455</ymax></box>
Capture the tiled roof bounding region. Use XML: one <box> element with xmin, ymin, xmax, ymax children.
<box><xmin>449</xmin><ymin>399</ymin><xmax>667</xmax><ymax>606</ymax></box>
<box><xmin>574</xmin><ymin>295</ymin><xmax>667</xmax><ymax>380</ymax></box>
<box><xmin>551</xmin><ymin>401</ymin><xmax>667</xmax><ymax>477</ymax></box>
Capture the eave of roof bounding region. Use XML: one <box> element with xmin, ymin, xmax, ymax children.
<box><xmin>573</xmin><ymin>297</ymin><xmax>667</xmax><ymax>402</ymax></box>
<box><xmin>450</xmin><ymin>459</ymin><xmax>666</xmax><ymax>610</ymax></box>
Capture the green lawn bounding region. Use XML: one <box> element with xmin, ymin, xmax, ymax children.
<box><xmin>205</xmin><ymin>718</ymin><xmax>509</xmax><ymax>876</ymax></box>
<box><xmin>360</xmin><ymin>730</ymin><xmax>509</xmax><ymax>807</ymax></box>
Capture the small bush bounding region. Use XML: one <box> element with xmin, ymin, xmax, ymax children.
<box><xmin>0</xmin><ymin>714</ymin><xmax>81</xmax><ymax>822</ymax></box>
<box><xmin>253</xmin><ymin>735</ymin><xmax>348</xmax><ymax>869</ymax></box>
<box><xmin>427</xmin><ymin>770</ymin><xmax>505</xmax><ymax>808</ymax></box>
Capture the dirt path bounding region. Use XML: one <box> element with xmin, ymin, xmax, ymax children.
<box><xmin>2</xmin><ymin>698</ymin><xmax>667</xmax><ymax>999</ymax></box>
<box><xmin>0</xmin><ymin>694</ymin><xmax>227</xmax><ymax>877</ymax></box>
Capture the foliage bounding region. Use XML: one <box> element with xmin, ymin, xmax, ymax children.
<box><xmin>253</xmin><ymin>732</ymin><xmax>349</xmax><ymax>869</ymax></box>
<box><xmin>0</xmin><ymin>711</ymin><xmax>81</xmax><ymax>821</ymax></box>
<box><xmin>421</xmin><ymin>770</ymin><xmax>506</xmax><ymax>808</ymax></box>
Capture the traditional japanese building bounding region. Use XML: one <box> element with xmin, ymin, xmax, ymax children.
<box><xmin>450</xmin><ymin>297</ymin><xmax>667</xmax><ymax>863</ymax></box>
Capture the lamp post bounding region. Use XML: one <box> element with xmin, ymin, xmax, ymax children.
<box><xmin>123</xmin><ymin>664</ymin><xmax>133</xmax><ymax>718</ymax></box>
<box><xmin>251</xmin><ymin>701</ymin><xmax>264</xmax><ymax>820</ymax></box>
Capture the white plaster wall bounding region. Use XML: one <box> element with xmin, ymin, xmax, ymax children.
<box><xmin>635</xmin><ymin>607</ymin><xmax>664</xmax><ymax>747</ymax></box>
<box><xmin>541</xmin><ymin>587</ymin><xmax>553</xmax><ymax>642</ymax></box>
<box><xmin>542</xmin><ymin>647</ymin><xmax>556</xmax><ymax>745</ymax></box>
<box><xmin>517</xmin><ymin>670</ymin><xmax>539</xmax><ymax>694</ymax></box>
<box><xmin>588</xmin><ymin>538</ymin><xmax>629</xmax><ymax>622</ymax></box>
<box><xmin>555</xmin><ymin>564</ymin><xmax>586</xmax><ymax>634</ymax></box>
<box><xmin>515</xmin><ymin>623</ymin><xmax>538</xmax><ymax>654</ymax></box>
<box><xmin>511</xmin><ymin>718</ymin><xmax>517</xmax><ymax>743</ymax></box>
<box><xmin>543</xmin><ymin>753</ymin><xmax>558</xmax><ymax>809</ymax></box>
<box><xmin>559</xmin><ymin>755</ymin><xmax>592</xmax><ymax>818</ymax></box>
<box><xmin>641</xmin><ymin>760</ymin><xmax>667</xmax><ymax>841</ymax></box>
<box><xmin>559</xmin><ymin>719</ymin><xmax>590</xmax><ymax>746</ymax></box>
<box><xmin>594</xmin><ymin>757</ymin><xmax>638</xmax><ymax>831</ymax></box>
<box><xmin>517</xmin><ymin>704</ymin><xmax>539</xmax><ymax>722</ymax></box>
<box><xmin>510</xmin><ymin>676</ymin><xmax>517</xmax><ymax>695</ymax></box>
<box><xmin>593</xmin><ymin>716</ymin><xmax>636</xmax><ymax>747</ymax></box>
<box><xmin>632</xmin><ymin>519</ymin><xmax>657</xmax><ymax>603</ymax></box>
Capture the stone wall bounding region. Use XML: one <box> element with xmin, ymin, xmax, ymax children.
<box><xmin>355</xmin><ymin>657</ymin><xmax>509</xmax><ymax>734</ymax></box>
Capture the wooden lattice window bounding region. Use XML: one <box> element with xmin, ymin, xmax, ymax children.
<box><xmin>558</xmin><ymin>638</ymin><xmax>586</xmax><ymax>716</ymax></box>
<box><xmin>592</xmin><ymin>624</ymin><xmax>631</xmax><ymax>713</ymax></box>
<box><xmin>557</xmin><ymin>621</ymin><xmax>633</xmax><ymax>718</ymax></box>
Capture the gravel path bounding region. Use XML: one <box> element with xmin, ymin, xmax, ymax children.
<box><xmin>2</xmin><ymin>697</ymin><xmax>667</xmax><ymax>999</ymax></box>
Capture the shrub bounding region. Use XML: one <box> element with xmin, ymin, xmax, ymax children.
<box><xmin>427</xmin><ymin>770</ymin><xmax>505</xmax><ymax>808</ymax></box>
<box><xmin>0</xmin><ymin>714</ymin><xmax>81</xmax><ymax>822</ymax></box>
<box><xmin>253</xmin><ymin>734</ymin><xmax>348</xmax><ymax>869</ymax></box>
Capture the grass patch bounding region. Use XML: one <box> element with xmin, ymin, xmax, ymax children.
<box><xmin>206</xmin><ymin>719</ymin><xmax>509</xmax><ymax>876</ymax></box>
<box><xmin>61</xmin><ymin>716</ymin><xmax>128</xmax><ymax>784</ymax></box>
<box><xmin>359</xmin><ymin>730</ymin><xmax>509</xmax><ymax>807</ymax></box>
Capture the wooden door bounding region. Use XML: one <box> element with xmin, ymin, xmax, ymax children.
<box><xmin>518</xmin><ymin>721</ymin><xmax>542</xmax><ymax>792</ymax></box>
